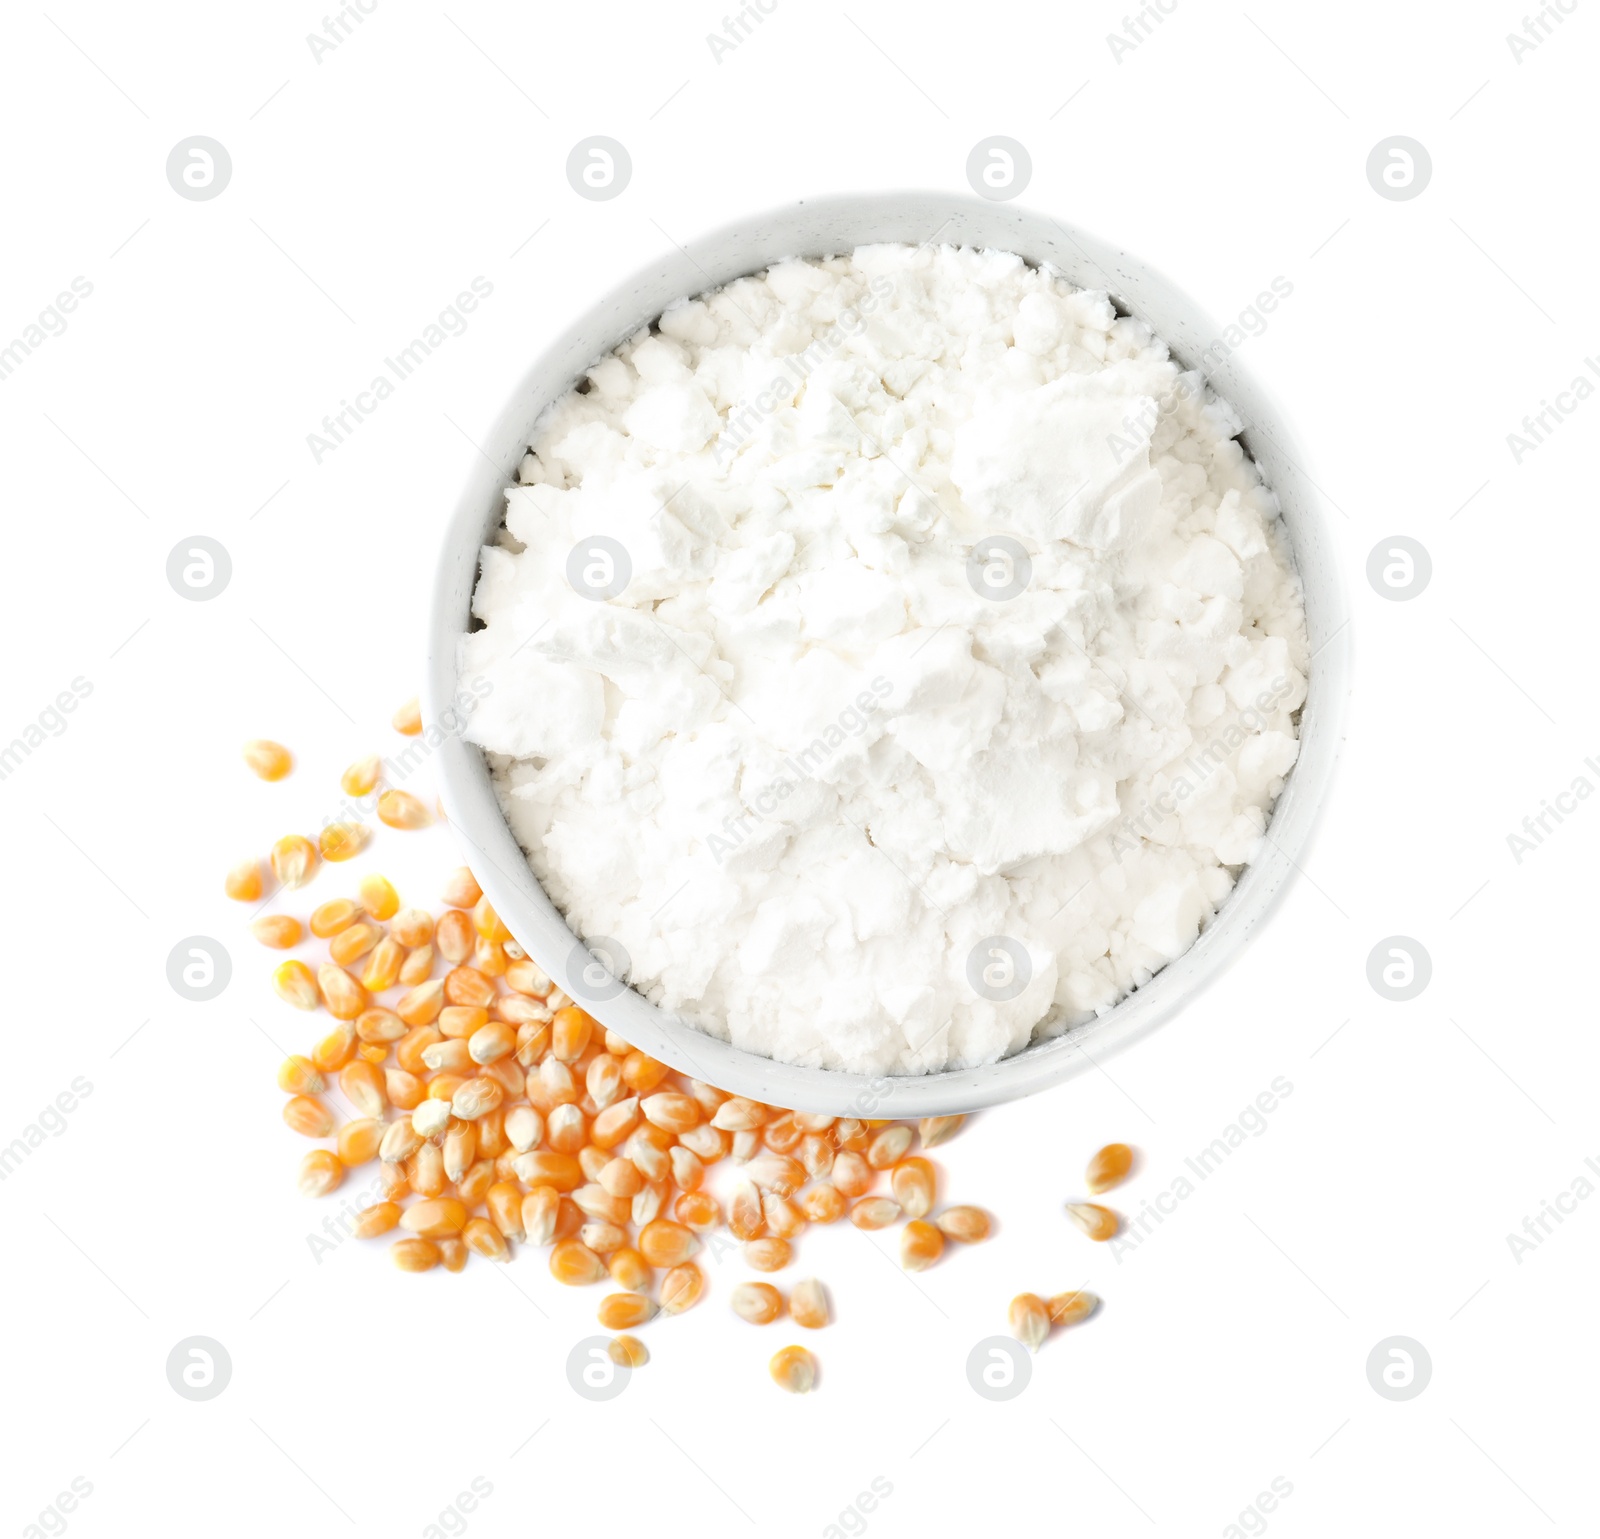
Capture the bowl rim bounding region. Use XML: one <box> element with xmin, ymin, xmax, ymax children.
<box><xmin>424</xmin><ymin>189</ymin><xmax>1351</xmax><ymax>1116</ymax></box>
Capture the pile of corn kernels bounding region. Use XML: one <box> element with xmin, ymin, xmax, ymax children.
<box><xmin>238</xmin><ymin>705</ymin><xmax>1130</xmax><ymax>1390</ymax></box>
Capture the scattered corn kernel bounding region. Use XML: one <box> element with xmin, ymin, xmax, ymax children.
<box><xmin>1085</xmin><ymin>1142</ymin><xmax>1134</xmax><ymax>1195</ymax></box>
<box><xmin>352</xmin><ymin>1202</ymin><xmax>400</xmax><ymax>1238</ymax></box>
<box><xmin>297</xmin><ymin>1148</ymin><xmax>343</xmax><ymax>1197</ymax></box>
<box><xmin>769</xmin><ymin>1345</ymin><xmax>816</xmax><ymax>1394</ymax></box>
<box><xmin>790</xmin><ymin>1277</ymin><xmax>828</xmax><ymax>1329</ymax></box>
<box><xmin>901</xmin><ymin>1219</ymin><xmax>944</xmax><ymax>1271</ymax></box>
<box><xmin>744</xmin><ymin>1238</ymin><xmax>792</xmax><ymax>1272</ymax></box>
<box><xmin>598</xmin><ymin>1292</ymin><xmax>658</xmax><ymax>1329</ymax></box>
<box><xmin>392</xmin><ymin>1238</ymin><xmax>440</xmax><ymax>1273</ymax></box>
<box><xmin>660</xmin><ymin>1262</ymin><xmax>703</xmax><ymax>1314</ymax></box>
<box><xmin>731</xmin><ymin>1282</ymin><xmax>783</xmax><ymax>1324</ymax></box>
<box><xmin>243</xmin><ymin>739</ymin><xmax>293</xmax><ymax>781</ymax></box>
<box><xmin>442</xmin><ymin>867</ymin><xmax>482</xmax><ymax>908</ymax></box>
<box><xmin>1047</xmin><ymin>1290</ymin><xmax>1098</xmax><ymax>1327</ymax></box>
<box><xmin>276</xmin><ymin>1055</ymin><xmax>324</xmax><ymax>1095</ymax></box>
<box><xmin>341</xmin><ymin>754</ymin><xmax>381</xmax><ymax>797</ymax></box>
<box><xmin>934</xmin><ymin>1205</ymin><xmax>992</xmax><ymax>1243</ymax></box>
<box><xmin>377</xmin><ymin>790</ymin><xmax>430</xmax><ymax>830</ymax></box>
<box><xmin>282</xmin><ymin>1095</ymin><xmax>333</xmax><ymax>1138</ymax></box>
<box><xmin>310</xmin><ymin>898</ymin><xmax>360</xmax><ymax>938</ymax></box>
<box><xmin>224</xmin><ymin>858</ymin><xmax>263</xmax><ymax>902</ymax></box>
<box><xmin>849</xmin><ymin>1198</ymin><xmax>901</xmax><ymax>1231</ymax></box>
<box><xmin>891</xmin><ymin>1157</ymin><xmax>935</xmax><ymax>1218</ymax></box>
<box><xmin>392</xmin><ymin>697</ymin><xmax>422</xmax><ymax>735</ymax></box>
<box><xmin>318</xmin><ymin>821</ymin><xmax>368</xmax><ymax>863</ymax></box>
<box><xmin>608</xmin><ymin>1335</ymin><xmax>648</xmax><ymax>1368</ymax></box>
<box><xmin>269</xmin><ymin>834</ymin><xmax>318</xmax><ymax>890</ymax></box>
<box><xmin>1009</xmin><ymin>1293</ymin><xmax>1050</xmax><ymax>1352</ymax></box>
<box><xmin>1065</xmin><ymin>1202</ymin><xmax>1119</xmax><ymax>1242</ymax></box>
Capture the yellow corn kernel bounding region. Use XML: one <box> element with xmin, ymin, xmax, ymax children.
<box><xmin>1047</xmin><ymin>1290</ymin><xmax>1099</xmax><ymax>1328</ymax></box>
<box><xmin>318</xmin><ymin>821</ymin><xmax>369</xmax><ymax>863</ymax></box>
<box><xmin>638</xmin><ymin>1220</ymin><xmax>698</xmax><ymax>1268</ymax></box>
<box><xmin>1009</xmin><ymin>1293</ymin><xmax>1050</xmax><ymax>1352</ymax></box>
<box><xmin>579</xmin><ymin>1222</ymin><xmax>626</xmax><ymax>1256</ymax></box>
<box><xmin>439</xmin><ymin>1237</ymin><xmax>468</xmax><ymax>1273</ymax></box>
<box><xmin>360</xmin><ymin>937</ymin><xmax>405</xmax><ymax>992</ymax></box>
<box><xmin>471</xmin><ymin>896</ymin><xmax>510</xmax><ymax>943</ymax></box>
<box><xmin>443</xmin><ymin>1122</ymin><xmax>478</xmax><ymax>1184</ymax></box>
<box><xmin>457</xmin><ymin>1159</ymin><xmax>494</xmax><ymax>1206</ymax></box>
<box><xmin>439</xmin><ymin>868</ymin><xmax>481</xmax><ymax>911</ymax></box>
<box><xmin>409</xmin><ymin>1141</ymin><xmax>446</xmax><ymax>1197</ymax></box>
<box><xmin>392</xmin><ymin>697</ymin><xmax>422</xmax><ymax>735</ymax></box>
<box><xmin>224</xmin><ymin>858</ymin><xmax>263</xmax><ymax>902</ymax></box>
<box><xmin>1085</xmin><ymin>1142</ymin><xmax>1134</xmax><ymax>1195</ymax></box>
<box><xmin>1065</xmin><ymin>1202</ymin><xmax>1119</xmax><ymax>1242</ymax></box>
<box><xmin>744</xmin><ymin>1238</ymin><xmax>792</xmax><ymax>1273</ymax></box>
<box><xmin>589</xmin><ymin>1098</ymin><xmax>640</xmax><ymax>1150</ymax></box>
<box><xmin>395</xmin><ymin>1024</ymin><xmax>440</xmax><ymax>1076</ymax></box>
<box><xmin>476</xmin><ymin>1105</ymin><xmax>508</xmax><ymax>1158</ymax></box>
<box><xmin>354</xmin><ymin>1006</ymin><xmax>404</xmax><ymax>1045</ymax></box>
<box><xmin>603</xmin><ymin>1247</ymin><xmax>648</xmax><ymax>1292</ymax></box>
<box><xmin>357</xmin><ymin>872</ymin><xmax>400</xmax><ymax>920</ymax></box>
<box><xmin>421</xmin><ymin>1039</ymin><xmax>474</xmax><ymax>1075</ymax></box>
<box><xmin>790</xmin><ymin>1277</ymin><xmax>828</xmax><ymax>1329</ymax></box>
<box><xmin>377</xmin><ymin>790</ymin><xmax>429</xmax><ymax>830</ymax></box>
<box><xmin>934</xmin><ymin>1205</ymin><xmax>992</xmax><ymax>1244</ymax></box>
<box><xmin>450</xmin><ymin>1076</ymin><xmax>503</xmax><ymax>1121</ymax></box>
<box><xmin>444</xmin><ymin>965</ymin><xmax>495</xmax><ymax>1008</ymax></box>
<box><xmin>599</xmin><ymin>1156</ymin><xmax>643</xmax><ymax>1201</ymax></box>
<box><xmin>269</xmin><ymin>834</ymin><xmax>318</xmax><ymax>890</ymax></box>
<box><xmin>338</xmin><ymin>1060</ymin><xmax>386</xmax><ymax>1119</ymax></box>
<box><xmin>337</xmin><ymin>1118</ymin><xmax>383</xmax><ymax>1166</ymax></box>
<box><xmin>385</xmin><ymin>1069</ymin><xmax>424</xmax><ymax>1111</ymax></box>
<box><xmin>659</xmin><ymin>1262</ymin><xmax>703</xmax><ymax>1315</ymax></box>
<box><xmin>769</xmin><ymin>1345</ymin><xmax>817</xmax><ymax>1394</ymax></box>
<box><xmin>849</xmin><ymin>1198</ymin><xmax>900</xmax><ymax>1231</ymax></box>
<box><xmin>396</xmin><ymin>980</ymin><xmax>446</xmax><ymax>1026</ymax></box>
<box><xmin>375</xmin><ymin>1162</ymin><xmax>411</xmax><ymax>1201</ymax></box>
<box><xmin>243</xmin><ymin>739</ymin><xmax>293</xmax><ymax>781</ymax></box>
<box><xmin>761</xmin><ymin>1192</ymin><xmax>803</xmax><ymax>1240</ymax></box>
<box><xmin>550</xmin><ymin>1239</ymin><xmax>607</xmax><ymax>1286</ymax></box>
<box><xmin>317</xmin><ymin>964</ymin><xmax>366</xmax><ymax>1021</ymax></box>
<box><xmin>399</xmin><ymin>944</ymin><xmax>435</xmax><ymax>986</ymax></box>
<box><xmin>273</xmin><ymin>960</ymin><xmax>320</xmax><ymax>1011</ymax></box>
<box><xmin>547</xmin><ymin>1106</ymin><xmax>587</xmax><ymax>1156</ymax></box>
<box><xmin>710</xmin><ymin>1097</ymin><xmax>771</xmax><ymax>1132</ymax></box>
<box><xmin>378</xmin><ymin>1117</ymin><xmax>423</xmax><ymax>1163</ymax></box>
<box><xmin>597</xmin><ymin>1292</ymin><xmax>657</xmax><ymax>1330</ymax></box>
<box><xmin>521</xmin><ymin>1186</ymin><xmax>559</xmax><ymax>1246</ymax></box>
<box><xmin>329</xmin><ymin>920</ymin><xmax>382</xmax><ymax>967</ymax></box>
<box><xmin>729</xmin><ymin>1182</ymin><xmax>765</xmax><ymax>1242</ymax></box>
<box><xmin>891</xmin><ymin>1157</ymin><xmax>935</xmax><ymax>1219</ymax></box>
<box><xmin>617</xmin><ymin>1051</ymin><xmax>666</xmax><ymax>1095</ymax></box>
<box><xmin>798</xmin><ymin>1185</ymin><xmax>846</xmax><ymax>1224</ymax></box>
<box><xmin>901</xmin><ymin>1219</ymin><xmax>944</xmax><ymax>1272</ymax></box>
<box><xmin>276</xmin><ymin>1055</ymin><xmax>323</xmax><ymax>1095</ymax></box>
<box><xmin>400</xmin><ymin>1198</ymin><xmax>468</xmax><ymax>1239</ymax></box>
<box><xmin>461</xmin><ymin>1216</ymin><xmax>509</xmax><ymax>1263</ymax></box>
<box><xmin>918</xmin><ymin>1114</ymin><xmax>965</xmax><ymax>1150</ymax></box>
<box><xmin>435</xmin><ymin>909</ymin><xmax>474</xmax><ymax>964</ymax></box>
<box><xmin>391</xmin><ymin>1238</ymin><xmax>440</xmax><ymax>1273</ymax></box>
<box><xmin>608</xmin><ymin>1335</ymin><xmax>648</xmax><ymax>1368</ymax></box>
<box><xmin>356</xmin><ymin>1041</ymin><xmax>387</xmax><ymax>1064</ymax></box>
<box><xmin>673</xmin><ymin>1191</ymin><xmax>721</xmax><ymax>1232</ymax></box>
<box><xmin>312</xmin><ymin>1021</ymin><xmax>357</xmax><ymax>1073</ymax></box>
<box><xmin>640</xmin><ymin>1093</ymin><xmax>701</xmax><ymax>1135</ymax></box>
<box><xmin>547</xmin><ymin>1007</ymin><xmax>589</xmax><ymax>1063</ymax></box>
<box><xmin>282</xmin><ymin>1095</ymin><xmax>333</xmax><ymax>1137</ymax></box>
<box><xmin>505</xmin><ymin>958</ymin><xmax>552</xmax><ymax>997</ymax></box>
<box><xmin>866</xmin><ymin>1125</ymin><xmax>913</xmax><ymax>1169</ymax></box>
<box><xmin>297</xmin><ymin>1148</ymin><xmax>343</xmax><ymax>1197</ymax></box>
<box><xmin>310</xmin><ymin>898</ymin><xmax>361</xmax><ymax>938</ymax></box>
<box><xmin>731</xmin><ymin>1282</ymin><xmax>783</xmax><ymax>1324</ymax></box>
<box><xmin>341</xmin><ymin>754</ymin><xmax>381</xmax><ymax>797</ymax></box>
<box><xmin>831</xmin><ymin>1152</ymin><xmax>873</xmax><ymax>1198</ymax></box>
<box><xmin>351</xmin><ymin>1201</ymin><xmax>400</xmax><ymax>1238</ymax></box>
<box><xmin>749</xmin><ymin>1154</ymin><xmax>808</xmax><ymax>1195</ymax></box>
<box><xmin>250</xmin><ymin>914</ymin><xmax>301</xmax><ymax>950</ymax></box>
<box><xmin>515</xmin><ymin>1152</ymin><xmax>583</xmax><ymax>1192</ymax></box>
<box><xmin>391</xmin><ymin>908</ymin><xmax>434</xmax><ymax>947</ymax></box>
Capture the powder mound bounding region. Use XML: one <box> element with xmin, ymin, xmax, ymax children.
<box><xmin>462</xmin><ymin>244</ymin><xmax>1308</xmax><ymax>1075</ymax></box>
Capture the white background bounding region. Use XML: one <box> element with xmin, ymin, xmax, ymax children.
<box><xmin>3</xmin><ymin>1</ymin><xmax>1596</xmax><ymax>1535</ymax></box>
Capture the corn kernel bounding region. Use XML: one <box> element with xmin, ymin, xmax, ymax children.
<box><xmin>744</xmin><ymin>1238</ymin><xmax>792</xmax><ymax>1273</ymax></box>
<box><xmin>1009</xmin><ymin>1293</ymin><xmax>1050</xmax><ymax>1352</ymax></box>
<box><xmin>273</xmin><ymin>960</ymin><xmax>320</xmax><ymax>1011</ymax></box>
<box><xmin>1047</xmin><ymin>1290</ymin><xmax>1098</xmax><ymax>1328</ymax></box>
<box><xmin>391</xmin><ymin>1238</ymin><xmax>440</xmax><ymax>1273</ymax></box>
<box><xmin>269</xmin><ymin>834</ymin><xmax>317</xmax><ymax>890</ymax></box>
<box><xmin>1085</xmin><ymin>1143</ymin><xmax>1134</xmax><ymax>1195</ymax></box>
<box><xmin>769</xmin><ymin>1345</ymin><xmax>816</xmax><ymax>1394</ymax></box>
<box><xmin>608</xmin><ymin>1335</ymin><xmax>648</xmax><ymax>1368</ymax></box>
<box><xmin>900</xmin><ymin>1220</ymin><xmax>944</xmax><ymax>1271</ymax></box>
<box><xmin>598</xmin><ymin>1292</ymin><xmax>657</xmax><ymax>1329</ymax></box>
<box><xmin>276</xmin><ymin>1055</ymin><xmax>323</xmax><ymax>1095</ymax></box>
<box><xmin>224</xmin><ymin>859</ymin><xmax>263</xmax><ymax>902</ymax></box>
<box><xmin>731</xmin><ymin>1282</ymin><xmax>783</xmax><ymax>1324</ymax></box>
<box><xmin>790</xmin><ymin>1277</ymin><xmax>828</xmax><ymax>1329</ymax></box>
<box><xmin>243</xmin><ymin>739</ymin><xmax>293</xmax><ymax>781</ymax></box>
<box><xmin>282</xmin><ymin>1095</ymin><xmax>333</xmax><ymax>1137</ymax></box>
<box><xmin>336</xmin><ymin>1118</ymin><xmax>383</xmax><ymax>1166</ymax></box>
<box><xmin>310</xmin><ymin>898</ymin><xmax>360</xmax><ymax>938</ymax></box>
<box><xmin>890</xmin><ymin>1157</ymin><xmax>935</xmax><ymax>1219</ymax></box>
<box><xmin>318</xmin><ymin>822</ymin><xmax>368</xmax><ymax>863</ymax></box>
<box><xmin>297</xmin><ymin>1148</ymin><xmax>342</xmax><ymax>1197</ymax></box>
<box><xmin>1065</xmin><ymin>1202</ymin><xmax>1119</xmax><ymax>1242</ymax></box>
<box><xmin>442</xmin><ymin>867</ymin><xmax>482</xmax><ymax>908</ymax></box>
<box><xmin>317</xmin><ymin>964</ymin><xmax>366</xmax><ymax>1021</ymax></box>
<box><xmin>377</xmin><ymin>790</ymin><xmax>429</xmax><ymax>830</ymax></box>
<box><xmin>351</xmin><ymin>1201</ymin><xmax>400</xmax><ymax>1238</ymax></box>
<box><xmin>392</xmin><ymin>697</ymin><xmax>422</xmax><ymax>735</ymax></box>
<box><xmin>934</xmin><ymin>1206</ymin><xmax>992</xmax><ymax>1243</ymax></box>
<box><xmin>660</xmin><ymin>1262</ymin><xmax>704</xmax><ymax>1314</ymax></box>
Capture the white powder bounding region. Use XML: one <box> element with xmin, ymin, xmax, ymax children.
<box><xmin>462</xmin><ymin>244</ymin><xmax>1308</xmax><ymax>1075</ymax></box>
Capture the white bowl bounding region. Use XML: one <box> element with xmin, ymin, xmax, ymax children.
<box><xmin>425</xmin><ymin>191</ymin><xmax>1349</xmax><ymax>1116</ymax></box>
